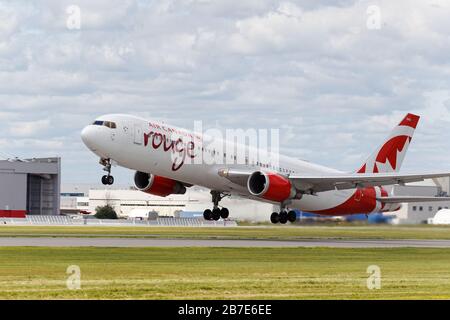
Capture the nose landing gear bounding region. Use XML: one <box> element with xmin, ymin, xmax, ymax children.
<box><xmin>100</xmin><ymin>158</ymin><xmax>114</xmax><ymax>185</ymax></box>
<box><xmin>101</xmin><ymin>175</ymin><xmax>114</xmax><ymax>185</ymax></box>
<box><xmin>203</xmin><ymin>191</ymin><xmax>230</xmax><ymax>221</ymax></box>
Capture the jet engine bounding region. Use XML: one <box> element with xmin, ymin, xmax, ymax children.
<box><xmin>134</xmin><ymin>171</ymin><xmax>186</xmax><ymax>197</ymax></box>
<box><xmin>247</xmin><ymin>171</ymin><xmax>299</xmax><ymax>203</ymax></box>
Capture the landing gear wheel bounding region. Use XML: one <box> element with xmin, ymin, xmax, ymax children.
<box><xmin>279</xmin><ymin>211</ymin><xmax>288</xmax><ymax>224</ymax></box>
<box><xmin>102</xmin><ymin>175</ymin><xmax>114</xmax><ymax>185</ymax></box>
<box><xmin>220</xmin><ymin>208</ymin><xmax>229</xmax><ymax>219</ymax></box>
<box><xmin>203</xmin><ymin>209</ymin><xmax>212</xmax><ymax>221</ymax></box>
<box><xmin>270</xmin><ymin>212</ymin><xmax>280</xmax><ymax>224</ymax></box>
<box><xmin>212</xmin><ymin>208</ymin><xmax>221</xmax><ymax>221</ymax></box>
<box><xmin>209</xmin><ymin>191</ymin><xmax>231</xmax><ymax>221</ymax></box>
<box><xmin>100</xmin><ymin>159</ymin><xmax>114</xmax><ymax>185</ymax></box>
<box><xmin>107</xmin><ymin>175</ymin><xmax>114</xmax><ymax>185</ymax></box>
<box><xmin>288</xmin><ymin>210</ymin><xmax>297</xmax><ymax>223</ymax></box>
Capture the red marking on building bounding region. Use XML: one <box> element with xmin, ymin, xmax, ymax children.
<box><xmin>0</xmin><ymin>210</ymin><xmax>26</xmax><ymax>218</ymax></box>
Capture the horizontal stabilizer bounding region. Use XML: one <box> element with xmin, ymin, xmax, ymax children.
<box><xmin>377</xmin><ymin>196</ymin><xmax>450</xmax><ymax>204</ymax></box>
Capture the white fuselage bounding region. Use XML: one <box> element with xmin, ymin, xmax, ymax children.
<box><xmin>81</xmin><ymin>114</ymin><xmax>386</xmax><ymax>216</ymax></box>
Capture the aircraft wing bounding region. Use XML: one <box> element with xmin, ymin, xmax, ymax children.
<box><xmin>288</xmin><ymin>172</ymin><xmax>450</xmax><ymax>193</ymax></box>
<box><xmin>218</xmin><ymin>169</ymin><xmax>450</xmax><ymax>193</ymax></box>
<box><xmin>376</xmin><ymin>196</ymin><xmax>450</xmax><ymax>203</ymax></box>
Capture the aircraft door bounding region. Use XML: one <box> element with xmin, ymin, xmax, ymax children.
<box><xmin>355</xmin><ymin>189</ymin><xmax>362</xmax><ymax>202</ymax></box>
<box><xmin>134</xmin><ymin>124</ymin><xmax>143</xmax><ymax>145</ymax></box>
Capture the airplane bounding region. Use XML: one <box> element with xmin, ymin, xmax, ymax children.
<box><xmin>81</xmin><ymin>113</ymin><xmax>450</xmax><ymax>224</ymax></box>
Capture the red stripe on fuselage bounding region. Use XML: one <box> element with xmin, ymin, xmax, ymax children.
<box><xmin>308</xmin><ymin>187</ymin><xmax>377</xmax><ymax>216</ymax></box>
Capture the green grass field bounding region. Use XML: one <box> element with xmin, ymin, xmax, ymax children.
<box><xmin>1</xmin><ymin>225</ymin><xmax>450</xmax><ymax>299</ymax></box>
<box><xmin>2</xmin><ymin>225</ymin><xmax>450</xmax><ymax>240</ymax></box>
<box><xmin>1</xmin><ymin>247</ymin><xmax>450</xmax><ymax>299</ymax></box>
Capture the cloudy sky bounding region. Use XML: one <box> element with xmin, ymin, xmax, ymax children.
<box><xmin>1</xmin><ymin>0</ymin><xmax>450</xmax><ymax>185</ymax></box>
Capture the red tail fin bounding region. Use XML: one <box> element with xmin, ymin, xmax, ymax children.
<box><xmin>357</xmin><ymin>113</ymin><xmax>420</xmax><ymax>174</ymax></box>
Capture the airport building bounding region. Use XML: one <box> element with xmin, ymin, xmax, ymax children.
<box><xmin>61</xmin><ymin>186</ymin><xmax>276</xmax><ymax>221</ymax></box>
<box><xmin>392</xmin><ymin>180</ymin><xmax>450</xmax><ymax>224</ymax></box>
<box><xmin>0</xmin><ymin>157</ymin><xmax>61</xmax><ymax>217</ymax></box>
<box><xmin>60</xmin><ymin>183</ymin><xmax>91</xmax><ymax>215</ymax></box>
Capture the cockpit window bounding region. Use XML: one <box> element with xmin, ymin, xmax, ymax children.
<box><xmin>92</xmin><ymin>120</ymin><xmax>117</xmax><ymax>129</ymax></box>
<box><xmin>104</xmin><ymin>121</ymin><xmax>117</xmax><ymax>129</ymax></box>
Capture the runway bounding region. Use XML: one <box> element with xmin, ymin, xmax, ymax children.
<box><xmin>1</xmin><ymin>237</ymin><xmax>450</xmax><ymax>248</ymax></box>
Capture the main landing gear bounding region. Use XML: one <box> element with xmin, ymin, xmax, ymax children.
<box><xmin>271</xmin><ymin>203</ymin><xmax>297</xmax><ymax>225</ymax></box>
<box><xmin>100</xmin><ymin>158</ymin><xmax>114</xmax><ymax>185</ymax></box>
<box><xmin>203</xmin><ymin>191</ymin><xmax>230</xmax><ymax>221</ymax></box>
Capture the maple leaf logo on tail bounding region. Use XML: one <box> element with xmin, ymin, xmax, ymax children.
<box><xmin>357</xmin><ymin>113</ymin><xmax>420</xmax><ymax>174</ymax></box>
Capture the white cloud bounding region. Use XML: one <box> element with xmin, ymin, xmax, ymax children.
<box><xmin>8</xmin><ymin>119</ymin><xmax>50</xmax><ymax>137</ymax></box>
<box><xmin>0</xmin><ymin>0</ymin><xmax>450</xmax><ymax>183</ymax></box>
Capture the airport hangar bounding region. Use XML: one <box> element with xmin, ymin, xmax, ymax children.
<box><xmin>0</xmin><ymin>157</ymin><xmax>60</xmax><ymax>217</ymax></box>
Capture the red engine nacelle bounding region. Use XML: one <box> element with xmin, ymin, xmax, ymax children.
<box><xmin>134</xmin><ymin>171</ymin><xmax>186</xmax><ymax>197</ymax></box>
<box><xmin>247</xmin><ymin>171</ymin><xmax>297</xmax><ymax>202</ymax></box>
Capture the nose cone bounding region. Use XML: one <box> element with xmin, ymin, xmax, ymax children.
<box><xmin>81</xmin><ymin>126</ymin><xmax>97</xmax><ymax>151</ymax></box>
